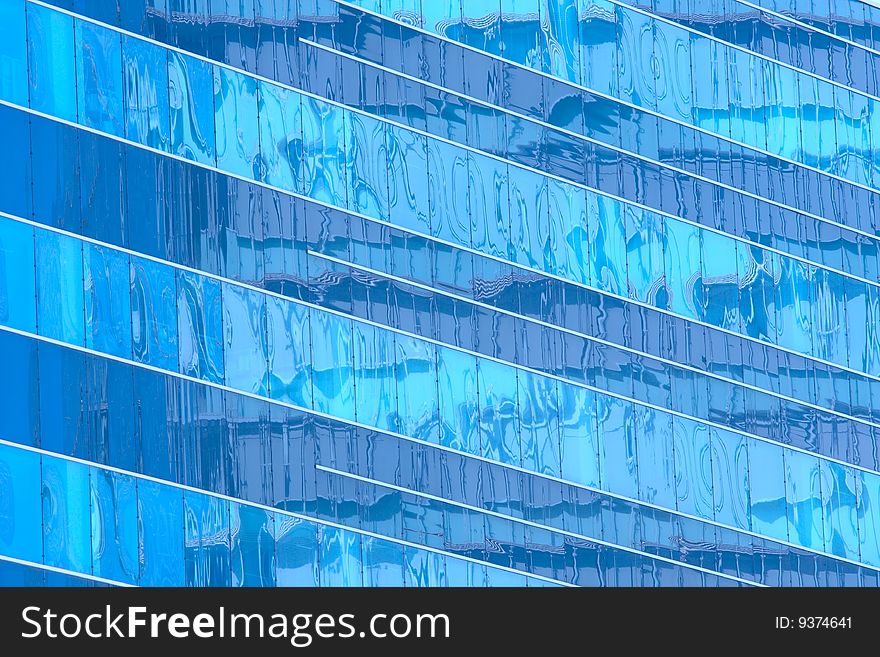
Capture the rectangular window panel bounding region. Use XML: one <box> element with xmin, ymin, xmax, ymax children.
<box><xmin>222</xmin><ymin>282</ymin><xmax>268</xmax><ymax>395</ymax></box>
<box><xmin>169</xmin><ymin>51</ymin><xmax>216</xmax><ymax>165</ymax></box>
<box><xmin>275</xmin><ymin>516</ymin><xmax>319</xmax><ymax>587</ymax></box>
<box><xmin>664</xmin><ymin>218</ymin><xmax>702</xmax><ymax>320</ymax></box>
<box><xmin>386</xmin><ymin>125</ymin><xmax>430</xmax><ymax>234</ymax></box>
<box><xmin>138</xmin><ymin>476</ymin><xmax>185</xmax><ymax>586</ymax></box>
<box><xmin>558</xmin><ymin>382</ymin><xmax>600</xmax><ymax>487</ymax></box>
<box><xmin>259</xmin><ymin>81</ymin><xmax>303</xmax><ymax>192</ymax></box>
<box><xmin>41</xmin><ymin>454</ymin><xmax>90</xmax><ymax>574</ymax></box>
<box><xmin>671</xmin><ymin>415</ymin><xmax>713</xmax><ymax>520</ymax></box>
<box><xmin>319</xmin><ymin>526</ymin><xmax>363</xmax><ymax>587</ymax></box>
<box><xmin>266</xmin><ymin>294</ymin><xmax>312</xmax><ymax>408</ymax></box>
<box><xmin>75</xmin><ymin>19</ymin><xmax>124</xmax><ymax>136</ymax></box>
<box><xmin>404</xmin><ymin>545</ymin><xmax>447</xmax><ymax>587</ymax></box>
<box><xmin>301</xmin><ymin>96</ymin><xmax>349</xmax><ymax>208</ymax></box>
<box><xmin>130</xmin><ymin>255</ymin><xmax>178</xmax><ymax>371</ymax></box>
<box><xmin>352</xmin><ymin>321</ymin><xmax>398</xmax><ymax>432</ymax></box>
<box><xmin>587</xmin><ymin>191</ymin><xmax>627</xmax><ymax>296</ymax></box>
<box><xmin>177</xmin><ymin>269</ymin><xmax>225</xmax><ymax>383</ymax></box>
<box><xmin>214</xmin><ymin>66</ymin><xmax>260</xmax><ymax>178</ymax></box>
<box><xmin>36</xmin><ymin>229</ymin><xmax>84</xmax><ymax>346</ymax></box>
<box><xmin>636</xmin><ymin>406</ymin><xmax>676</xmax><ymax>510</ymax></box>
<box><xmin>0</xmin><ymin>0</ymin><xmax>27</xmax><ymax>106</ymax></box>
<box><xmin>122</xmin><ymin>35</ymin><xmax>170</xmax><ymax>150</ymax></box>
<box><xmin>395</xmin><ymin>334</ymin><xmax>438</xmax><ymax>442</ymax></box>
<box><xmin>597</xmin><ymin>395</ymin><xmax>638</xmax><ymax>499</ymax></box>
<box><xmin>748</xmin><ymin>438</ymin><xmax>788</xmax><ymax>542</ymax></box>
<box><xmin>437</xmin><ymin>346</ymin><xmax>480</xmax><ymax>454</ymax></box>
<box><xmin>90</xmin><ymin>468</ymin><xmax>138</xmax><ymax>585</ymax></box>
<box><xmin>362</xmin><ymin>536</ymin><xmax>405</xmax><ymax>586</ymax></box>
<box><xmin>858</xmin><ymin>471</ymin><xmax>880</xmax><ymax>568</ymax></box>
<box><xmin>230</xmin><ymin>503</ymin><xmax>276</xmax><ymax>587</ymax></box>
<box><xmin>347</xmin><ymin>110</ymin><xmax>390</xmax><ymax>220</ymax></box>
<box><xmin>0</xmin><ymin>443</ymin><xmax>41</xmax><ymax>562</ymax></box>
<box><xmin>183</xmin><ymin>490</ymin><xmax>231</xmax><ymax>587</ymax></box>
<box><xmin>783</xmin><ymin>449</ymin><xmax>824</xmax><ymax>552</ymax></box>
<box><xmin>0</xmin><ymin>218</ymin><xmax>36</xmax><ymax>333</ymax></box>
<box><xmin>709</xmin><ymin>427</ymin><xmax>751</xmax><ymax>531</ymax></box>
<box><xmin>310</xmin><ymin>310</ymin><xmax>355</xmax><ymax>420</ymax></box>
<box><xmin>84</xmin><ymin>243</ymin><xmax>132</xmax><ymax>358</ymax></box>
<box><xmin>27</xmin><ymin>4</ymin><xmax>77</xmax><ymax>122</ymax></box>
<box><xmin>478</xmin><ymin>357</ymin><xmax>520</xmax><ymax>465</ymax></box>
<box><xmin>820</xmin><ymin>460</ymin><xmax>859</xmax><ymax>561</ymax></box>
<box><xmin>519</xmin><ymin>369</ymin><xmax>560</xmax><ymax>476</ymax></box>
<box><xmin>625</xmin><ymin>206</ymin><xmax>666</xmax><ymax>308</ymax></box>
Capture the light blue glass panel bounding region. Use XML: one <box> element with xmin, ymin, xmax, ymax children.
<box><xmin>543</xmin><ymin>0</ymin><xmax>580</xmax><ymax>81</ymax></box>
<box><xmin>259</xmin><ymin>81</ymin><xmax>302</xmax><ymax>192</ymax></box>
<box><xmin>319</xmin><ymin>526</ymin><xmax>363</xmax><ymax>586</ymax></box>
<box><xmin>275</xmin><ymin>516</ymin><xmax>319</xmax><ymax>586</ymax></box>
<box><xmin>301</xmin><ymin>96</ymin><xmax>348</xmax><ymax>207</ymax></box>
<box><xmin>819</xmin><ymin>460</ymin><xmax>859</xmax><ymax>561</ymax></box>
<box><xmin>437</xmin><ymin>346</ymin><xmax>480</xmax><ymax>454</ymax></box>
<box><xmin>508</xmin><ymin>166</ymin><xmax>548</xmax><ymax>270</ymax></box>
<box><xmin>90</xmin><ymin>469</ymin><xmax>138</xmax><ymax>585</ymax></box>
<box><xmin>625</xmin><ymin>206</ymin><xmax>666</xmax><ymax>307</ymax></box>
<box><xmin>865</xmin><ymin>284</ymin><xmax>880</xmax><ymax>377</ymax></box>
<box><xmin>738</xmin><ymin>243</ymin><xmax>777</xmax><ymax>343</ymax></box>
<box><xmin>763</xmin><ymin>61</ymin><xmax>801</xmax><ymax>160</ymax></box>
<box><xmin>395</xmin><ymin>334</ymin><xmax>438</xmax><ymax>442</ymax></box>
<box><xmin>783</xmin><ymin>449</ymin><xmax>824</xmax><ymax>551</ymax></box>
<box><xmin>578</xmin><ymin>0</ymin><xmax>618</xmax><ymax>95</ymax></box>
<box><xmin>215</xmin><ymin>66</ymin><xmax>260</xmax><ymax>178</ymax></box>
<box><xmin>122</xmin><ymin>35</ymin><xmax>170</xmax><ymax>150</ymax></box>
<box><xmin>310</xmin><ymin>311</ymin><xmax>355</xmax><ymax>420</ymax></box>
<box><xmin>169</xmin><ymin>51</ymin><xmax>216</xmax><ymax>165</ymax></box>
<box><xmin>485</xmin><ymin>566</ymin><xmax>529</xmax><ymax>586</ymax></box>
<box><xmin>42</xmin><ymin>455</ymin><xmax>90</xmax><ymax>573</ymax></box>
<box><xmin>347</xmin><ymin>110</ymin><xmax>389</xmax><ymax>220</ymax></box>
<box><xmin>130</xmin><ymin>255</ymin><xmax>178</xmax><ymax>371</ymax></box>
<box><xmin>699</xmin><ymin>228</ymin><xmax>739</xmax><ymax>329</ymax></box>
<box><xmin>653</xmin><ymin>11</ymin><xmax>691</xmax><ymax>122</ymax></box>
<box><xmin>478</xmin><ymin>357</ymin><xmax>519</xmax><ymax>464</ymax></box>
<box><xmin>519</xmin><ymin>370</ymin><xmax>559</xmax><ymax>476</ymax></box>
<box><xmin>709</xmin><ymin>427</ymin><xmax>750</xmax><ymax>531</ymax></box>
<box><xmin>445</xmin><ymin>557</ymin><xmax>488</xmax><ymax>586</ymax></box>
<box><xmin>36</xmin><ymin>230</ymin><xmax>84</xmax><ymax>346</ymax></box>
<box><xmin>775</xmin><ymin>258</ymin><xmax>813</xmax><ymax>356</ymax></box>
<box><xmin>138</xmin><ymin>479</ymin><xmax>184</xmax><ymax>586</ymax></box>
<box><xmin>597</xmin><ymin>395</ymin><xmax>637</xmax><ymax>499</ymax></box>
<box><xmin>422</xmin><ymin>0</ymin><xmax>460</xmax><ymax>35</ymax></box>
<box><xmin>664</xmin><ymin>219</ymin><xmax>701</xmax><ymax>319</ymax></box>
<box><xmin>183</xmin><ymin>490</ymin><xmax>230</xmax><ymax>586</ymax></box>
<box><xmin>615</xmin><ymin>4</ymin><xmax>655</xmax><ymax>109</ymax></box>
<box><xmin>469</xmin><ymin>152</ymin><xmax>510</xmax><ymax>260</ymax></box>
<box><xmin>748</xmin><ymin>438</ymin><xmax>788</xmax><ymax>542</ymax></box>
<box><xmin>362</xmin><ymin>536</ymin><xmax>405</xmax><ymax>586</ymax></box>
<box><xmin>547</xmin><ymin>180</ymin><xmax>589</xmax><ymax>284</ymax></box>
<box><xmin>0</xmin><ymin>443</ymin><xmax>41</xmax><ymax>562</ymax></box>
<box><xmin>811</xmin><ymin>268</ymin><xmax>848</xmax><ymax>366</ymax></box>
<box><xmin>230</xmin><ymin>504</ymin><xmax>275</xmax><ymax>587</ymax></box>
<box><xmin>636</xmin><ymin>407</ymin><xmax>675</xmax><ymax>509</ymax></box>
<box><xmin>387</xmin><ymin>125</ymin><xmax>430</xmax><ymax>233</ymax></box>
<box><xmin>671</xmin><ymin>416</ymin><xmax>712</xmax><ymax>520</ymax></box>
<box><xmin>84</xmin><ymin>243</ymin><xmax>132</xmax><ymax>358</ymax></box>
<box><xmin>353</xmin><ymin>321</ymin><xmax>397</xmax><ymax>432</ymax></box>
<box><xmin>427</xmin><ymin>137</ymin><xmax>470</xmax><ymax>246</ymax></box>
<box><xmin>0</xmin><ymin>218</ymin><xmax>36</xmax><ymax>333</ymax></box>
<box><xmin>404</xmin><ymin>545</ymin><xmax>447</xmax><ymax>587</ymax></box>
<box><xmin>75</xmin><ymin>19</ymin><xmax>123</xmax><ymax>136</ymax></box>
<box><xmin>500</xmin><ymin>0</ymin><xmax>544</xmax><ymax>70</ymax></box>
<box><xmin>558</xmin><ymin>382</ymin><xmax>600</xmax><ymax>487</ymax></box>
<box><xmin>844</xmin><ymin>278</ymin><xmax>869</xmax><ymax>378</ymax></box>
<box><xmin>27</xmin><ymin>4</ymin><xmax>77</xmax><ymax>121</ymax></box>
<box><xmin>177</xmin><ymin>270</ymin><xmax>224</xmax><ymax>383</ymax></box>
<box><xmin>0</xmin><ymin>0</ymin><xmax>27</xmax><ymax>106</ymax></box>
<box><xmin>222</xmin><ymin>282</ymin><xmax>268</xmax><ymax>395</ymax></box>
<box><xmin>266</xmin><ymin>295</ymin><xmax>312</xmax><ymax>408</ymax></box>
<box><xmin>858</xmin><ymin>471</ymin><xmax>880</xmax><ymax>567</ymax></box>
<box><xmin>587</xmin><ymin>191</ymin><xmax>627</xmax><ymax>296</ymax></box>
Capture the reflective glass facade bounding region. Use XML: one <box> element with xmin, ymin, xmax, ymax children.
<box><xmin>0</xmin><ymin>0</ymin><xmax>879</xmax><ymax>587</ymax></box>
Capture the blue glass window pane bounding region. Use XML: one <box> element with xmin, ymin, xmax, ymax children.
<box><xmin>437</xmin><ymin>346</ymin><xmax>480</xmax><ymax>453</ymax></box>
<box><xmin>0</xmin><ymin>443</ymin><xmax>41</xmax><ymax>562</ymax></box>
<box><xmin>84</xmin><ymin>243</ymin><xmax>131</xmax><ymax>358</ymax></box>
<box><xmin>222</xmin><ymin>282</ymin><xmax>268</xmax><ymax>395</ymax></box>
<box><xmin>301</xmin><ymin>97</ymin><xmax>348</xmax><ymax>207</ymax></box>
<box><xmin>587</xmin><ymin>192</ymin><xmax>627</xmax><ymax>296</ymax></box>
<box><xmin>811</xmin><ymin>268</ymin><xmax>848</xmax><ymax>367</ymax></box>
<box><xmin>319</xmin><ymin>526</ymin><xmax>363</xmax><ymax>586</ymax></box>
<box><xmin>362</xmin><ymin>536</ymin><xmax>405</xmax><ymax>586</ymax></box>
<box><xmin>664</xmin><ymin>219</ymin><xmax>702</xmax><ymax>320</ymax></box>
<box><xmin>41</xmin><ymin>455</ymin><xmax>90</xmax><ymax>573</ymax></box>
<box><xmin>310</xmin><ymin>311</ymin><xmax>354</xmax><ymax>420</ymax></box>
<box><xmin>547</xmin><ymin>180</ymin><xmax>589</xmax><ymax>284</ymax></box>
<box><xmin>230</xmin><ymin>503</ymin><xmax>276</xmax><ymax>587</ymax></box>
<box><xmin>266</xmin><ymin>295</ymin><xmax>312</xmax><ymax>407</ymax></box>
<box><xmin>558</xmin><ymin>383</ymin><xmax>600</xmax><ymax>487</ymax></box>
<box><xmin>748</xmin><ymin>438</ymin><xmax>788</xmax><ymax>542</ymax></box>
<box><xmin>671</xmin><ymin>416</ymin><xmax>713</xmax><ymax>520</ymax></box>
<box><xmin>36</xmin><ymin>230</ymin><xmax>84</xmax><ymax>346</ymax></box>
<box><xmin>90</xmin><ymin>469</ymin><xmax>138</xmax><ymax>584</ymax></box>
<box><xmin>353</xmin><ymin>321</ymin><xmax>398</xmax><ymax>432</ymax></box>
<box><xmin>275</xmin><ymin>516</ymin><xmax>319</xmax><ymax>586</ymax></box>
<box><xmin>775</xmin><ymin>257</ymin><xmax>813</xmax><ymax>356</ymax></box>
<box><xmin>214</xmin><ymin>66</ymin><xmax>260</xmax><ymax>178</ymax></box>
<box><xmin>130</xmin><ymin>255</ymin><xmax>178</xmax><ymax>371</ymax></box>
<box><xmin>0</xmin><ymin>0</ymin><xmax>27</xmax><ymax>106</ymax></box>
<box><xmin>395</xmin><ymin>335</ymin><xmax>438</xmax><ymax>442</ymax></box>
<box><xmin>177</xmin><ymin>270</ymin><xmax>224</xmax><ymax>383</ymax></box>
<box><xmin>183</xmin><ymin>490</ymin><xmax>230</xmax><ymax>587</ymax></box>
<box><xmin>427</xmin><ymin>137</ymin><xmax>470</xmax><ymax>246</ymax></box>
<box><xmin>27</xmin><ymin>4</ymin><xmax>76</xmax><ymax>122</ymax></box>
<box><xmin>404</xmin><ymin>545</ymin><xmax>447</xmax><ymax>587</ymax></box>
<box><xmin>387</xmin><ymin>126</ymin><xmax>430</xmax><ymax>234</ymax></box>
<box><xmin>0</xmin><ymin>218</ymin><xmax>36</xmax><ymax>333</ymax></box>
<box><xmin>519</xmin><ymin>370</ymin><xmax>560</xmax><ymax>476</ymax></box>
<box><xmin>122</xmin><ymin>35</ymin><xmax>170</xmax><ymax>150</ymax></box>
<box><xmin>507</xmin><ymin>166</ymin><xmax>548</xmax><ymax>270</ymax></box>
<box><xmin>625</xmin><ymin>207</ymin><xmax>666</xmax><ymax>308</ymax></box>
<box><xmin>478</xmin><ymin>357</ymin><xmax>520</xmax><ymax>465</ymax></box>
<box><xmin>138</xmin><ymin>479</ymin><xmax>184</xmax><ymax>586</ymax></box>
<box><xmin>75</xmin><ymin>20</ymin><xmax>123</xmax><ymax>136</ymax></box>
<box><xmin>820</xmin><ymin>460</ymin><xmax>859</xmax><ymax>561</ymax></box>
<box><xmin>169</xmin><ymin>51</ymin><xmax>216</xmax><ymax>165</ymax></box>
<box><xmin>783</xmin><ymin>449</ymin><xmax>824</xmax><ymax>551</ymax></box>
<box><xmin>597</xmin><ymin>396</ymin><xmax>637</xmax><ymax>499</ymax></box>
<box><xmin>259</xmin><ymin>81</ymin><xmax>302</xmax><ymax>192</ymax></box>
<box><xmin>347</xmin><ymin>111</ymin><xmax>389</xmax><ymax>220</ymax></box>
<box><xmin>709</xmin><ymin>427</ymin><xmax>751</xmax><ymax>531</ymax></box>
<box><xmin>636</xmin><ymin>407</ymin><xmax>675</xmax><ymax>509</ymax></box>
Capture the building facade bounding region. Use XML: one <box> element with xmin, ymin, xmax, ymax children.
<box><xmin>0</xmin><ymin>0</ymin><xmax>879</xmax><ymax>587</ymax></box>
